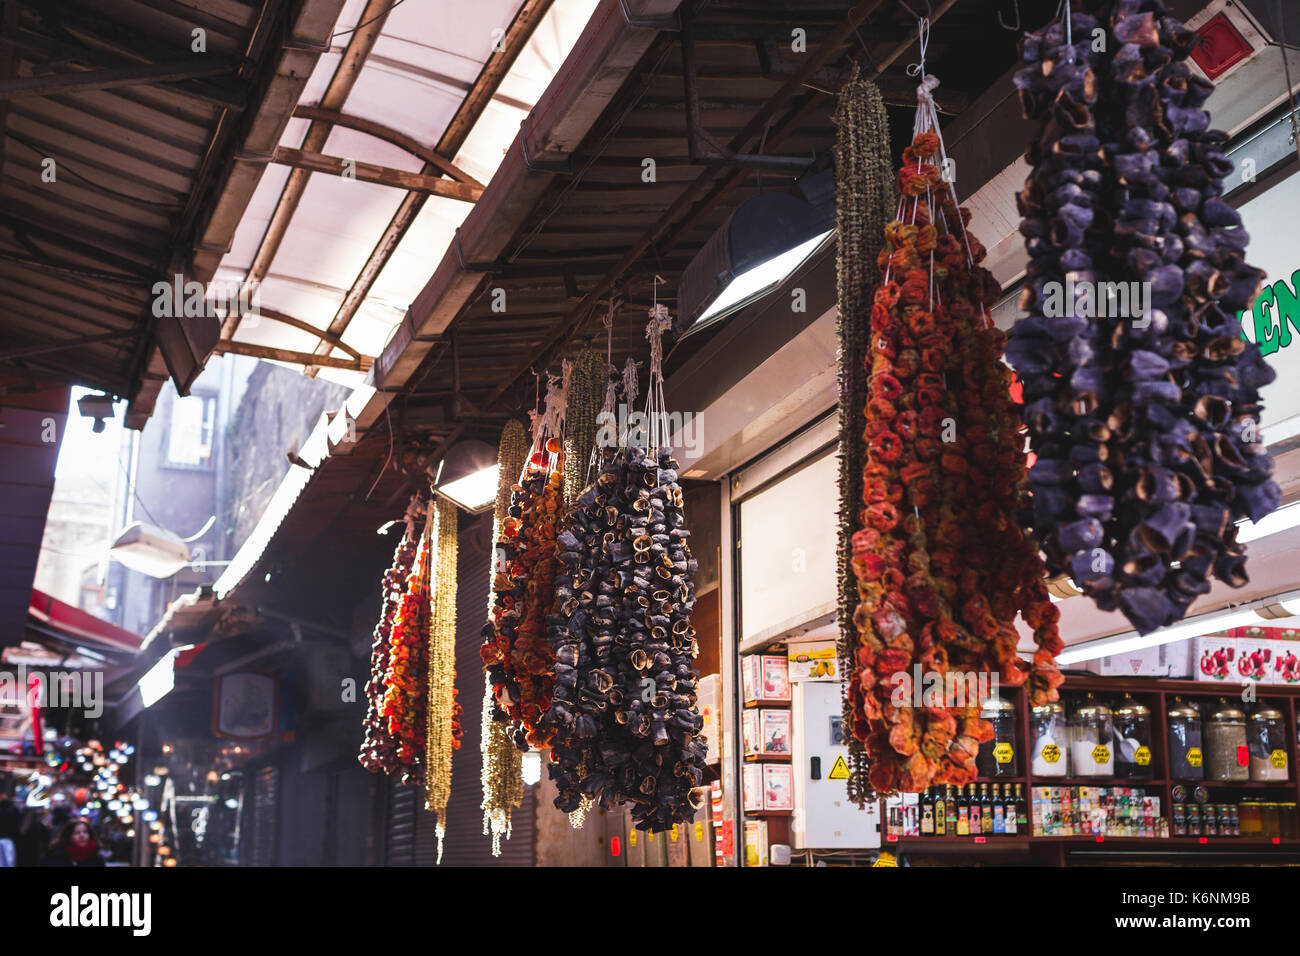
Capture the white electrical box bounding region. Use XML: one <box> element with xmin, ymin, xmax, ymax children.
<box><xmin>790</xmin><ymin>680</ymin><xmax>880</xmax><ymax>849</ymax></box>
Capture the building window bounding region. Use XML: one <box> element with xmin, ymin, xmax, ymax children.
<box><xmin>166</xmin><ymin>394</ymin><xmax>216</xmax><ymax>469</ymax></box>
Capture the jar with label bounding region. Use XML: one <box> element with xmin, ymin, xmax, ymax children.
<box><xmin>1238</xmin><ymin>800</ymin><xmax>1263</xmax><ymax>836</ymax></box>
<box><xmin>1261</xmin><ymin>802</ymin><xmax>1281</xmax><ymax>841</ymax></box>
<box><xmin>1069</xmin><ymin>694</ymin><xmax>1114</xmax><ymax>776</ymax></box>
<box><xmin>1248</xmin><ymin>707</ymin><xmax>1289</xmax><ymax>782</ymax></box>
<box><xmin>1114</xmin><ymin>694</ymin><xmax>1153</xmax><ymax>779</ymax></box>
<box><xmin>1031</xmin><ymin>702</ymin><xmax>1067</xmax><ymax>776</ymax></box>
<box><xmin>1206</xmin><ymin>700</ymin><xmax>1249</xmax><ymax>781</ymax></box>
<box><xmin>1167</xmin><ymin>698</ymin><xmax>1205</xmax><ymax>780</ymax></box>
<box><xmin>1281</xmin><ymin>803</ymin><xmax>1298</xmax><ymax>841</ymax></box>
<box><xmin>977</xmin><ymin>697</ymin><xmax>1018</xmax><ymax>778</ymax></box>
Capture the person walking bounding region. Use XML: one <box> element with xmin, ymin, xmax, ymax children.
<box><xmin>40</xmin><ymin>818</ymin><xmax>105</xmax><ymax>867</ymax></box>
<box><xmin>0</xmin><ymin>780</ymin><xmax>19</xmax><ymax>867</ymax></box>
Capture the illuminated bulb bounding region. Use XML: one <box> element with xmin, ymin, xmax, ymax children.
<box><xmin>163</xmin><ymin>858</ymin><xmax>177</xmax><ymax>867</ymax></box>
<box><xmin>149</xmin><ymin>834</ymin><xmax>160</xmax><ymax>844</ymax></box>
<box><xmin>144</xmin><ymin>774</ymin><xmax>161</xmax><ymax>787</ymax></box>
<box><xmin>224</xmin><ymin>798</ymin><xmax>238</xmax><ymax>809</ymax></box>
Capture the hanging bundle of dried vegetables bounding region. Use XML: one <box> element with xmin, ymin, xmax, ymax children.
<box><xmin>359</xmin><ymin>496</ymin><xmax>423</xmax><ymax>775</ymax></box>
<box><xmin>480</xmin><ymin>383</ymin><xmax>566</xmax><ymax>749</ymax></box>
<box><xmin>832</xmin><ymin>66</ymin><xmax>895</xmax><ymax>806</ymax></box>
<box><xmin>543</xmin><ymin>310</ymin><xmax>709</xmax><ymax>831</ymax></box>
<box><xmin>481</xmin><ymin>420</ymin><xmax>528</xmax><ymax>856</ymax></box>
<box><xmin>1006</xmin><ymin>0</ymin><xmax>1279</xmax><ymax>635</ymax></box>
<box><xmin>849</xmin><ymin>70</ymin><xmax>1061</xmax><ymax>794</ymax></box>
<box><xmin>381</xmin><ymin>512</ymin><xmax>434</xmax><ymax>785</ymax></box>
<box><xmin>424</xmin><ymin>496</ymin><xmax>460</xmax><ymax>861</ymax></box>
<box><xmin>564</xmin><ymin>350</ymin><xmax>607</xmax><ymax>505</ymax></box>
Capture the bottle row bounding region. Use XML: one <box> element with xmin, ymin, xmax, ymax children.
<box><xmin>885</xmin><ymin>783</ymin><xmax>1028</xmax><ymax>838</ymax></box>
<box><xmin>1031</xmin><ymin>786</ymin><xmax>1164</xmax><ymax>838</ymax></box>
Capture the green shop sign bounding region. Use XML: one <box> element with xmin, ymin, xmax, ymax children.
<box><xmin>1241</xmin><ymin>270</ymin><xmax>1300</xmax><ymax>356</ymax></box>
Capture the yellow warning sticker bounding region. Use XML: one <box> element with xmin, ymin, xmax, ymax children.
<box><xmin>1271</xmin><ymin>749</ymin><xmax>1288</xmax><ymax>769</ymax></box>
<box><xmin>828</xmin><ymin>754</ymin><xmax>850</xmax><ymax>780</ymax></box>
<box><xmin>872</xmin><ymin>851</ymin><xmax>898</xmax><ymax>867</ymax></box>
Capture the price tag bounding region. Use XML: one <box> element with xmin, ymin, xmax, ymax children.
<box><xmin>1091</xmin><ymin>744</ymin><xmax>1111</xmax><ymax>764</ymax></box>
<box><xmin>974</xmin><ymin>836</ymin><xmax>986</xmax><ymax>844</ymax></box>
<box><xmin>993</xmin><ymin>742</ymin><xmax>1014</xmax><ymax>764</ymax></box>
<box><xmin>1040</xmin><ymin>744</ymin><xmax>1061</xmax><ymax>764</ymax></box>
<box><xmin>1186</xmin><ymin>747</ymin><xmax>1203</xmax><ymax>768</ymax></box>
<box><xmin>629</xmin><ymin>830</ymin><xmax>637</xmax><ymax>848</ymax></box>
<box><xmin>695</xmin><ymin>822</ymin><xmax>704</xmax><ymax>842</ymax></box>
<box><xmin>670</xmin><ymin>825</ymin><xmax>680</xmax><ymax>842</ymax></box>
<box><xmin>1270</xmin><ymin>749</ymin><xmax>1288</xmax><ymax>769</ymax></box>
<box><xmin>1135</xmin><ymin>746</ymin><xmax>1151</xmax><ymax>766</ymax></box>
<box><xmin>1237</xmin><ymin>745</ymin><xmax>1249</xmax><ymax>767</ymax></box>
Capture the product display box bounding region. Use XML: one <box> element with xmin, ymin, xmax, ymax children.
<box><xmin>743</xmin><ymin>819</ymin><xmax>768</xmax><ymax>867</ymax></box>
<box><xmin>787</xmin><ymin>638</ymin><xmax>838</xmax><ymax>682</ymax></box>
<box><xmin>698</xmin><ymin>673</ymin><xmax>721</xmax><ymax>763</ymax></box>
<box><xmin>742</xmin><ymin>710</ymin><xmax>760</xmax><ymax>759</ymax></box>
<box><xmin>1235</xmin><ymin>630</ymin><xmax>1273</xmax><ymax>683</ymax></box>
<box><xmin>1087</xmin><ymin>640</ymin><xmax>1192</xmax><ymax>679</ymax></box>
<box><xmin>743</xmin><ymin>653</ymin><xmax>792</xmax><ymax>705</ymax></box>
<box><xmin>1193</xmin><ymin>635</ymin><xmax>1238</xmax><ymax>682</ymax></box>
<box><xmin>760</xmin><ymin>709</ymin><xmax>791</xmax><ymax>756</ymax></box>
<box><xmin>763</xmin><ymin>763</ymin><xmax>794</xmax><ymax>812</ymax></box>
<box><xmin>742</xmin><ymin>763</ymin><xmax>763</xmax><ymax>812</ymax></box>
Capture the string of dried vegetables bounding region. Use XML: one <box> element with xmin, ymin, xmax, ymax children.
<box><xmin>565</xmin><ymin>349</ymin><xmax>607</xmax><ymax>505</ymax></box>
<box><xmin>424</xmin><ymin>497</ymin><xmax>460</xmax><ymax>861</ymax></box>
<box><xmin>481</xmin><ymin>420</ymin><xmax>528</xmax><ymax>856</ymax></box>
<box><xmin>480</xmin><ymin>384</ymin><xmax>566</xmax><ymax>749</ymax></box>
<box><xmin>1006</xmin><ymin>0</ymin><xmax>1279</xmax><ymax>635</ymax></box>
<box><xmin>381</xmin><ymin>512</ymin><xmax>434</xmax><ymax>785</ymax></box>
<box><xmin>849</xmin><ymin>74</ymin><xmax>1061</xmax><ymax>793</ymax></box>
<box><xmin>832</xmin><ymin>67</ymin><xmax>895</xmax><ymax>806</ymax></box>
<box><xmin>543</xmin><ymin>312</ymin><xmax>709</xmax><ymax>831</ymax></box>
<box><xmin>358</xmin><ymin>496</ymin><xmax>423</xmax><ymax>775</ymax></box>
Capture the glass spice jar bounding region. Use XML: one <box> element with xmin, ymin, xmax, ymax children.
<box><xmin>1238</xmin><ymin>800</ymin><xmax>1263</xmax><ymax>837</ymax></box>
<box><xmin>977</xmin><ymin>697</ymin><xmax>1019</xmax><ymax>778</ymax></box>
<box><xmin>1248</xmin><ymin>707</ymin><xmax>1289</xmax><ymax>782</ymax></box>
<box><xmin>1031</xmin><ymin>702</ymin><xmax>1067</xmax><ymax>777</ymax></box>
<box><xmin>1281</xmin><ymin>803</ymin><xmax>1298</xmax><ymax>841</ymax></box>
<box><xmin>1261</xmin><ymin>802</ymin><xmax>1282</xmax><ymax>841</ymax></box>
<box><xmin>1070</xmin><ymin>694</ymin><xmax>1114</xmax><ymax>777</ymax></box>
<box><xmin>1114</xmin><ymin>694</ymin><xmax>1153</xmax><ymax>779</ymax></box>
<box><xmin>1167</xmin><ymin>698</ymin><xmax>1205</xmax><ymax>781</ymax></box>
<box><xmin>1206</xmin><ymin>700</ymin><xmax>1249</xmax><ymax>782</ymax></box>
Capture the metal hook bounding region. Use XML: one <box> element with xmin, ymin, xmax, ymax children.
<box><xmin>997</xmin><ymin>0</ymin><xmax>1020</xmax><ymax>31</ymax></box>
<box><xmin>905</xmin><ymin>16</ymin><xmax>931</xmax><ymax>78</ymax></box>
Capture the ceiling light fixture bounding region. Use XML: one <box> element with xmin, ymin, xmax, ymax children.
<box><xmin>676</xmin><ymin>171</ymin><xmax>835</xmax><ymax>337</ymax></box>
<box><xmin>430</xmin><ymin>440</ymin><xmax>499</xmax><ymax>513</ymax></box>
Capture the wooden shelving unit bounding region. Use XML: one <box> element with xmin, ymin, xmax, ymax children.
<box><xmin>889</xmin><ymin>675</ymin><xmax>1300</xmax><ymax>863</ymax></box>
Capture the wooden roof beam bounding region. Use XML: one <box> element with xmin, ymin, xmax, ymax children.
<box><xmin>214</xmin><ymin>340</ymin><xmax>372</xmax><ymax>371</ymax></box>
<box><xmin>0</xmin><ymin>57</ymin><xmax>243</xmax><ymax>98</ymax></box>
<box><xmin>290</xmin><ymin>105</ymin><xmax>483</xmax><ymax>186</ymax></box>
<box><xmin>266</xmin><ymin>146</ymin><xmax>483</xmax><ymax>201</ymax></box>
<box><xmin>303</xmin><ymin>0</ymin><xmax>557</xmax><ymax>373</ymax></box>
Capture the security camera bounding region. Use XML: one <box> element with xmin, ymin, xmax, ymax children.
<box><xmin>77</xmin><ymin>393</ymin><xmax>116</xmax><ymax>433</ymax></box>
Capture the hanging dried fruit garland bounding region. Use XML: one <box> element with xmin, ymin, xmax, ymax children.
<box><xmin>358</xmin><ymin>498</ymin><xmax>422</xmax><ymax>775</ymax></box>
<box><xmin>481</xmin><ymin>420</ymin><xmax>529</xmax><ymax>856</ymax></box>
<box><xmin>1006</xmin><ymin>0</ymin><xmax>1279</xmax><ymax>635</ymax></box>
<box><xmin>424</xmin><ymin>497</ymin><xmax>460</xmax><ymax>859</ymax></box>
<box><xmin>481</xmin><ymin>385</ymin><xmax>566</xmax><ymax>749</ymax></box>
<box><xmin>543</xmin><ymin>310</ymin><xmax>709</xmax><ymax>831</ymax></box>
<box><xmin>849</xmin><ymin>75</ymin><xmax>1061</xmax><ymax>794</ymax></box>
<box><xmin>832</xmin><ymin>68</ymin><xmax>895</xmax><ymax>806</ymax></box>
<box><xmin>381</xmin><ymin>513</ymin><xmax>434</xmax><ymax>785</ymax></box>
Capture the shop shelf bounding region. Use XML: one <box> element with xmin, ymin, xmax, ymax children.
<box><xmin>1028</xmin><ymin>776</ymin><xmax>1166</xmax><ymax>787</ymax></box>
<box><xmin>1176</xmin><ymin>779</ymin><xmax>1295</xmax><ymax>789</ymax></box>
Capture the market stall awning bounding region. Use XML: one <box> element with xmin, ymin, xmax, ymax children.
<box><xmin>25</xmin><ymin>587</ymin><xmax>143</xmax><ymax>660</ymax></box>
<box><xmin>0</xmin><ymin>0</ymin><xmax>348</xmax><ymax>426</ymax></box>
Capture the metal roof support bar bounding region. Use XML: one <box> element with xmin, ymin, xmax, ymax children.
<box><xmin>0</xmin><ymin>57</ymin><xmax>244</xmax><ymax>98</ymax></box>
